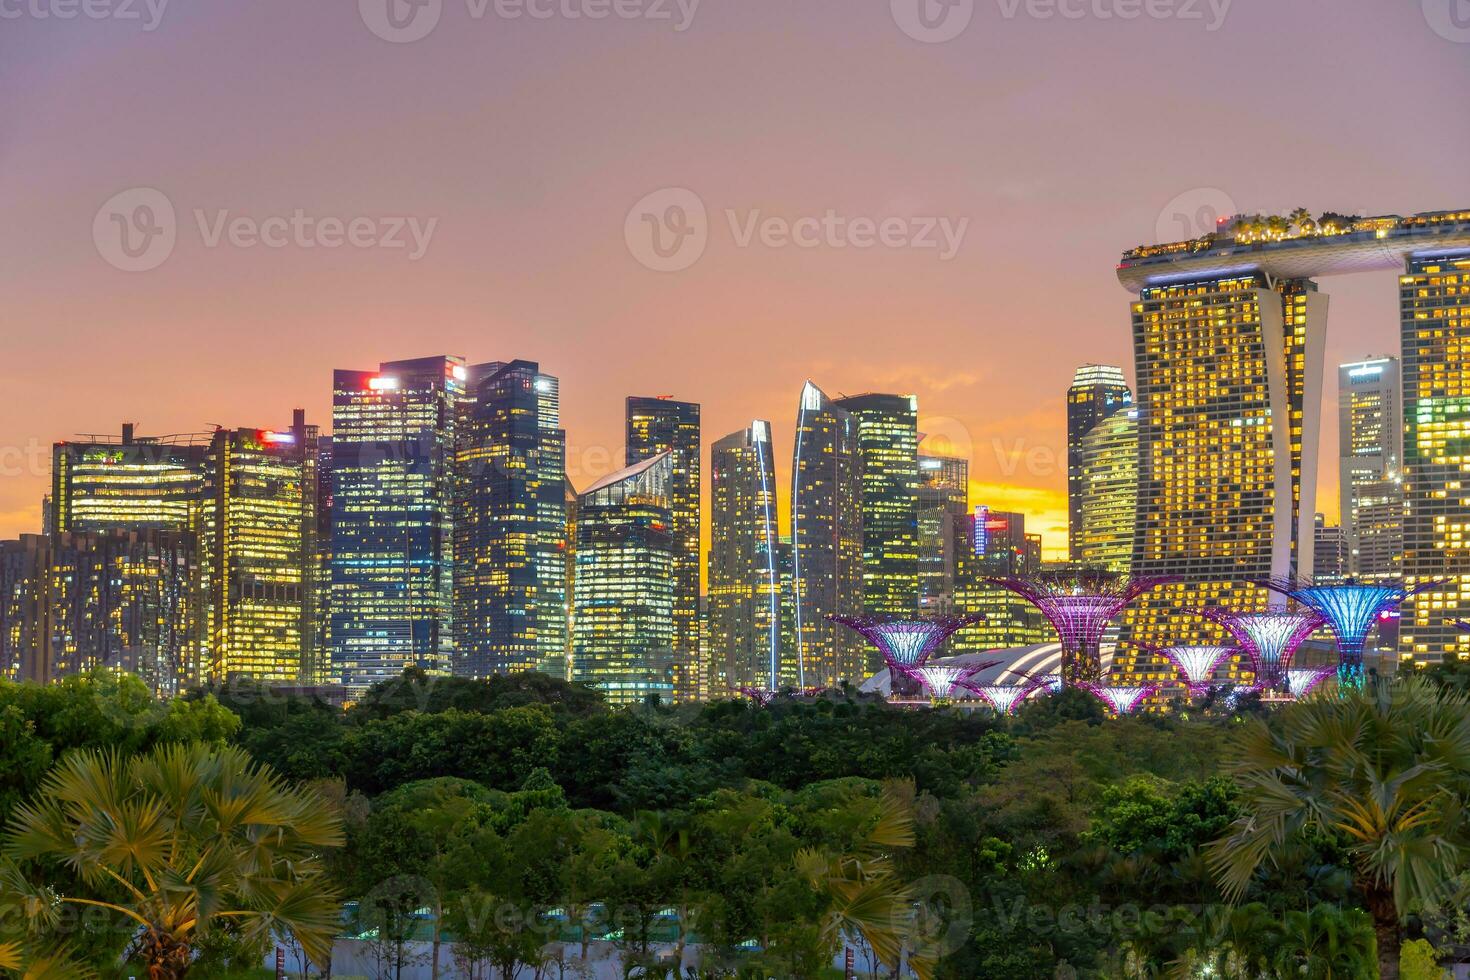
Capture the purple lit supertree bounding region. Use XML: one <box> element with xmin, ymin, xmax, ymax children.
<box><xmin>1157</xmin><ymin>645</ymin><xmax>1236</xmax><ymax>696</ymax></box>
<box><xmin>988</xmin><ymin>572</ymin><xmax>1178</xmax><ymax>686</ymax></box>
<box><xmin>1200</xmin><ymin>608</ymin><xmax>1324</xmax><ymax>693</ymax></box>
<box><xmin>1284</xmin><ymin>665</ymin><xmax>1337</xmax><ymax>699</ymax></box>
<box><xmin>1081</xmin><ymin>684</ymin><xmax>1157</xmax><ymax>716</ymax></box>
<box><xmin>1262</xmin><ymin>577</ymin><xmax>1444</xmax><ymax>688</ymax></box>
<box><xmin>904</xmin><ymin>663</ymin><xmax>995</xmax><ymax>701</ymax></box>
<box><xmin>738</xmin><ymin>688</ymin><xmax>778</xmax><ymax>706</ymax></box>
<box><xmin>968</xmin><ymin>684</ymin><xmax>1042</xmax><ymax>715</ymax></box>
<box><xmin>828</xmin><ymin>613</ymin><xmax>984</xmax><ymax>697</ymax></box>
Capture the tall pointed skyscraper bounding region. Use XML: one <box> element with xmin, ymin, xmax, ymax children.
<box><xmin>625</xmin><ymin>396</ymin><xmax>701</xmax><ymax>700</ymax></box>
<box><xmin>1067</xmin><ymin>365</ymin><xmax>1131</xmax><ymax>562</ymax></box>
<box><xmin>832</xmin><ymin>392</ymin><xmax>920</xmax><ymax>618</ymax></box>
<box><xmin>708</xmin><ymin>420</ymin><xmax>781</xmax><ymax>693</ymax></box>
<box><xmin>454</xmin><ymin>360</ymin><xmax>569</xmax><ymax>679</ymax></box>
<box><xmin>790</xmin><ymin>382</ymin><xmax>865</xmax><ymax>686</ymax></box>
<box><xmin>331</xmin><ymin>357</ymin><xmax>463</xmax><ymax>695</ymax></box>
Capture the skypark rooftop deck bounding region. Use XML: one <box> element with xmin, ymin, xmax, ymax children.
<box><xmin>1116</xmin><ymin>209</ymin><xmax>1470</xmax><ymax>293</ymax></box>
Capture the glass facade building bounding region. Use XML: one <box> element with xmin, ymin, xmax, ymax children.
<box><xmin>625</xmin><ymin>397</ymin><xmax>701</xmax><ymax>700</ymax></box>
<box><xmin>1077</xmin><ymin>407</ymin><xmax>1137</xmax><ymax>573</ymax></box>
<box><xmin>951</xmin><ymin>507</ymin><xmax>1046</xmax><ymax>653</ymax></box>
<box><xmin>454</xmin><ymin>360</ymin><xmax>568</xmax><ymax>680</ymax></box>
<box><xmin>1067</xmin><ymin>365</ymin><xmax>1131</xmax><ymax>561</ymax></box>
<box><xmin>51</xmin><ymin>424</ymin><xmax>207</xmax><ymax>534</ymax></box>
<box><xmin>708</xmin><ymin>420</ymin><xmax>781</xmax><ymax>693</ymax></box>
<box><xmin>331</xmin><ymin>357</ymin><xmax>462</xmax><ymax>694</ymax></box>
<box><xmin>833</xmin><ymin>392</ymin><xmax>920</xmax><ymax>619</ymax></box>
<box><xmin>572</xmin><ymin>453</ymin><xmax>676</xmax><ymax>704</ymax></box>
<box><xmin>1338</xmin><ymin>357</ymin><xmax>1403</xmax><ymax>581</ymax></box>
<box><xmin>917</xmin><ymin>453</ymin><xmax>969</xmax><ymax>614</ymax></box>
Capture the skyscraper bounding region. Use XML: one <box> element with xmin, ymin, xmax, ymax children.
<box><xmin>1401</xmin><ymin>252</ymin><xmax>1470</xmax><ymax>663</ymax></box>
<box><xmin>1338</xmin><ymin>357</ymin><xmax>1403</xmax><ymax>580</ymax></box>
<box><xmin>572</xmin><ymin>453</ymin><xmax>676</xmax><ymax>705</ymax></box>
<box><xmin>625</xmin><ymin>397</ymin><xmax>701</xmax><ymax>700</ymax></box>
<box><xmin>331</xmin><ymin>357</ymin><xmax>463</xmax><ymax>694</ymax></box>
<box><xmin>51</xmin><ymin>424</ymin><xmax>207</xmax><ymax>534</ymax></box>
<box><xmin>1313</xmin><ymin>514</ymin><xmax>1347</xmax><ymax>585</ymax></box>
<box><xmin>833</xmin><ymin>392</ymin><xmax>920</xmax><ymax>618</ymax></box>
<box><xmin>1067</xmin><ymin>365</ymin><xmax>1132</xmax><ymax>561</ymax></box>
<box><xmin>708</xmin><ymin>420</ymin><xmax>781</xmax><ymax>693</ymax></box>
<box><xmin>200</xmin><ymin>412</ymin><xmax>318</xmax><ymax>683</ymax></box>
<box><xmin>917</xmin><ymin>453</ymin><xmax>969</xmax><ymax>613</ymax></box>
<box><xmin>790</xmin><ymin>382</ymin><xmax>865</xmax><ymax>687</ymax></box>
<box><xmin>1077</xmin><ymin>407</ymin><xmax>1137</xmax><ymax>573</ymax></box>
<box><xmin>950</xmin><ymin>507</ymin><xmax>1046</xmax><ymax>654</ymax></box>
<box><xmin>455</xmin><ymin>360</ymin><xmax>569</xmax><ymax>679</ymax></box>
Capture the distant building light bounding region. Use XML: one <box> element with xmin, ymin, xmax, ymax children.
<box><xmin>261</xmin><ymin>431</ymin><xmax>295</xmax><ymax>444</ymax></box>
<box><xmin>369</xmin><ymin>377</ymin><xmax>400</xmax><ymax>391</ymax></box>
<box><xmin>452</xmin><ymin>365</ymin><xmax>468</xmax><ymax>382</ymax></box>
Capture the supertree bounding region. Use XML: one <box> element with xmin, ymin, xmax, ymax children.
<box><xmin>1156</xmin><ymin>645</ymin><xmax>1237</xmax><ymax>695</ymax></box>
<box><xmin>1262</xmin><ymin>577</ymin><xmax>1444</xmax><ymax>687</ymax></box>
<box><xmin>1283</xmin><ymin>665</ymin><xmax>1337</xmax><ymax>699</ymax></box>
<box><xmin>904</xmin><ymin>662</ymin><xmax>996</xmax><ymax>701</ymax></box>
<box><xmin>738</xmin><ymin>688</ymin><xmax>778</xmax><ymax>706</ymax></box>
<box><xmin>828</xmin><ymin>613</ymin><xmax>985</xmax><ymax>697</ymax></box>
<box><xmin>988</xmin><ymin>572</ymin><xmax>1178</xmax><ymax>685</ymax></box>
<box><xmin>1200</xmin><ymin>608</ymin><xmax>1324</xmax><ymax>693</ymax></box>
<box><xmin>968</xmin><ymin>683</ymin><xmax>1044</xmax><ymax>715</ymax></box>
<box><xmin>1081</xmin><ymin>684</ymin><xmax>1157</xmax><ymax>716</ymax></box>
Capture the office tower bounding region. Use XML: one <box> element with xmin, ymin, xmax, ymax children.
<box><xmin>331</xmin><ymin>357</ymin><xmax>462</xmax><ymax>695</ymax></box>
<box><xmin>625</xmin><ymin>397</ymin><xmax>701</xmax><ymax>700</ymax></box>
<box><xmin>572</xmin><ymin>453</ymin><xmax>676</xmax><ymax>705</ymax></box>
<box><xmin>315</xmin><ymin>436</ymin><xmax>334</xmax><ymax>669</ymax></box>
<box><xmin>0</xmin><ymin>536</ymin><xmax>48</xmax><ymax>682</ymax></box>
<box><xmin>51</xmin><ymin>424</ymin><xmax>207</xmax><ymax>533</ymax></box>
<box><xmin>833</xmin><ymin>392</ymin><xmax>920</xmax><ymax>618</ymax></box>
<box><xmin>563</xmin><ymin>477</ymin><xmax>578</xmax><ymax>680</ymax></box>
<box><xmin>200</xmin><ymin>412</ymin><xmax>318</xmax><ymax>683</ymax></box>
<box><xmin>917</xmin><ymin>454</ymin><xmax>969</xmax><ymax>614</ymax></box>
<box><xmin>708</xmin><ymin>421</ymin><xmax>781</xmax><ymax>693</ymax></box>
<box><xmin>1119</xmin><ymin>275</ymin><xmax>1327</xmax><ymax>650</ymax></box>
<box><xmin>951</xmin><ymin>507</ymin><xmax>1046</xmax><ymax>653</ymax></box>
<box><xmin>1313</xmin><ymin>514</ymin><xmax>1347</xmax><ymax>585</ymax></box>
<box><xmin>1067</xmin><ymin>366</ymin><xmax>1132</xmax><ymax>561</ymax></box>
<box><xmin>1401</xmin><ymin>251</ymin><xmax>1470</xmax><ymax>663</ymax></box>
<box><xmin>1077</xmin><ymin>407</ymin><xmax>1137</xmax><ymax>573</ymax></box>
<box><xmin>455</xmin><ymin>361</ymin><xmax>569</xmax><ymax>679</ymax></box>
<box><xmin>790</xmin><ymin>382</ymin><xmax>865</xmax><ymax>686</ymax></box>
<box><xmin>1338</xmin><ymin>357</ymin><xmax>1403</xmax><ymax>580</ymax></box>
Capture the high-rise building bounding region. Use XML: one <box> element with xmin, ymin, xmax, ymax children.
<box><xmin>455</xmin><ymin>361</ymin><xmax>569</xmax><ymax>680</ymax></box>
<box><xmin>200</xmin><ymin>412</ymin><xmax>318</xmax><ymax>683</ymax></box>
<box><xmin>708</xmin><ymin>420</ymin><xmax>781</xmax><ymax>693</ymax></box>
<box><xmin>1067</xmin><ymin>365</ymin><xmax>1132</xmax><ymax>561</ymax></box>
<box><xmin>1314</xmin><ymin>514</ymin><xmax>1347</xmax><ymax>585</ymax></box>
<box><xmin>833</xmin><ymin>392</ymin><xmax>920</xmax><ymax>618</ymax></box>
<box><xmin>331</xmin><ymin>357</ymin><xmax>463</xmax><ymax>695</ymax></box>
<box><xmin>1338</xmin><ymin>357</ymin><xmax>1403</xmax><ymax>580</ymax></box>
<box><xmin>51</xmin><ymin>424</ymin><xmax>207</xmax><ymax>534</ymax></box>
<box><xmin>1119</xmin><ymin>275</ymin><xmax>1327</xmax><ymax>652</ymax></box>
<box><xmin>1077</xmin><ymin>407</ymin><xmax>1137</xmax><ymax>573</ymax></box>
<box><xmin>572</xmin><ymin>453</ymin><xmax>676</xmax><ymax>705</ymax></box>
<box><xmin>625</xmin><ymin>397</ymin><xmax>701</xmax><ymax>700</ymax></box>
<box><xmin>790</xmin><ymin>382</ymin><xmax>865</xmax><ymax>687</ymax></box>
<box><xmin>951</xmin><ymin>507</ymin><xmax>1046</xmax><ymax>653</ymax></box>
<box><xmin>917</xmin><ymin>453</ymin><xmax>969</xmax><ymax>613</ymax></box>
<box><xmin>1401</xmin><ymin>252</ymin><xmax>1470</xmax><ymax>663</ymax></box>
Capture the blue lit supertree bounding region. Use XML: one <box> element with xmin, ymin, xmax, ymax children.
<box><xmin>1200</xmin><ymin>608</ymin><xmax>1324</xmax><ymax>693</ymax></box>
<box><xmin>1283</xmin><ymin>665</ymin><xmax>1337</xmax><ymax>699</ymax></box>
<box><xmin>1262</xmin><ymin>577</ymin><xmax>1444</xmax><ymax>687</ymax></box>
<box><xmin>988</xmin><ymin>572</ymin><xmax>1179</xmax><ymax>686</ymax></box>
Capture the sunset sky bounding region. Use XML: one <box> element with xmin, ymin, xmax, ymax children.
<box><xmin>3</xmin><ymin>0</ymin><xmax>1468</xmax><ymax>559</ymax></box>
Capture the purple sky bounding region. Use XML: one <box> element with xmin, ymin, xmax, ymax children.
<box><xmin>3</xmin><ymin>0</ymin><xmax>1468</xmax><ymax>556</ymax></box>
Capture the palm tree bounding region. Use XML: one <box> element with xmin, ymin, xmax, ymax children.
<box><xmin>1206</xmin><ymin>679</ymin><xmax>1470</xmax><ymax>978</ymax></box>
<box><xmin>2</xmin><ymin>743</ymin><xmax>344</xmax><ymax>979</ymax></box>
<box><xmin>794</xmin><ymin>780</ymin><xmax>926</xmax><ymax>979</ymax></box>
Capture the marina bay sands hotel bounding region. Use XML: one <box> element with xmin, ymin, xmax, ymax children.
<box><xmin>1113</xmin><ymin>208</ymin><xmax>1470</xmax><ymax>668</ymax></box>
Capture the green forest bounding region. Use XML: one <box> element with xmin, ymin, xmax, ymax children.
<box><xmin>4</xmin><ymin>667</ymin><xmax>1470</xmax><ymax>979</ymax></box>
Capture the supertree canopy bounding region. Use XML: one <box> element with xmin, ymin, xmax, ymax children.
<box><xmin>828</xmin><ymin>614</ymin><xmax>984</xmax><ymax>672</ymax></box>
<box><xmin>1263</xmin><ymin>577</ymin><xmax>1443</xmax><ymax>687</ymax></box>
<box><xmin>988</xmin><ymin>572</ymin><xmax>1178</xmax><ymax>686</ymax></box>
<box><xmin>1284</xmin><ymin>665</ymin><xmax>1337</xmax><ymax>699</ymax></box>
<box><xmin>1082</xmin><ymin>684</ymin><xmax>1157</xmax><ymax>716</ymax></box>
<box><xmin>905</xmin><ymin>662</ymin><xmax>996</xmax><ymax>700</ymax></box>
<box><xmin>1158</xmin><ymin>645</ymin><xmax>1236</xmax><ymax>694</ymax></box>
<box><xmin>738</xmin><ymin>688</ymin><xmax>778</xmax><ymax>706</ymax></box>
<box><xmin>970</xmin><ymin>684</ymin><xmax>1042</xmax><ymax>714</ymax></box>
<box><xmin>1200</xmin><ymin>608</ymin><xmax>1324</xmax><ymax>693</ymax></box>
